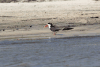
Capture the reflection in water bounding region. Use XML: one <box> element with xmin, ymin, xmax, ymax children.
<box><xmin>0</xmin><ymin>36</ymin><xmax>100</xmax><ymax>67</ymax></box>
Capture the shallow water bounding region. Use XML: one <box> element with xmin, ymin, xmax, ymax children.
<box><xmin>0</xmin><ymin>36</ymin><xmax>100</xmax><ymax>67</ymax></box>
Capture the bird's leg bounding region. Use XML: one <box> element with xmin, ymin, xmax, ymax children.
<box><xmin>53</xmin><ymin>32</ymin><xmax>56</xmax><ymax>35</ymax></box>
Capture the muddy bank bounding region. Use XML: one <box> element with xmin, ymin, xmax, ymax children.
<box><xmin>0</xmin><ymin>1</ymin><xmax>100</xmax><ymax>40</ymax></box>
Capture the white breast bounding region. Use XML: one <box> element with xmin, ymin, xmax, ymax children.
<box><xmin>47</xmin><ymin>24</ymin><xmax>51</xmax><ymax>29</ymax></box>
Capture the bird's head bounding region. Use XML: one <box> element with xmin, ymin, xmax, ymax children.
<box><xmin>44</xmin><ymin>23</ymin><xmax>53</xmax><ymax>28</ymax></box>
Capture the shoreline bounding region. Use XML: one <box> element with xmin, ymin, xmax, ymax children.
<box><xmin>0</xmin><ymin>24</ymin><xmax>100</xmax><ymax>41</ymax></box>
<box><xmin>0</xmin><ymin>1</ymin><xmax>100</xmax><ymax>40</ymax></box>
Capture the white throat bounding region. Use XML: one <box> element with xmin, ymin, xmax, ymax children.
<box><xmin>47</xmin><ymin>24</ymin><xmax>51</xmax><ymax>29</ymax></box>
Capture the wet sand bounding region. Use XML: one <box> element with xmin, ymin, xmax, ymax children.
<box><xmin>0</xmin><ymin>1</ymin><xmax>100</xmax><ymax>40</ymax></box>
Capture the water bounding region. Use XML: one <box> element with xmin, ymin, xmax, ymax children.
<box><xmin>0</xmin><ymin>36</ymin><xmax>100</xmax><ymax>67</ymax></box>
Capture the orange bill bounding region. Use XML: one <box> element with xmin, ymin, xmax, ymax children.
<box><xmin>44</xmin><ymin>25</ymin><xmax>48</xmax><ymax>28</ymax></box>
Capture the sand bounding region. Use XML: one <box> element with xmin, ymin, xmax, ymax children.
<box><xmin>0</xmin><ymin>1</ymin><xmax>100</xmax><ymax>40</ymax></box>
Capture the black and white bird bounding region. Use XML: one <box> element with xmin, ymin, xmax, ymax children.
<box><xmin>44</xmin><ymin>23</ymin><xmax>74</xmax><ymax>35</ymax></box>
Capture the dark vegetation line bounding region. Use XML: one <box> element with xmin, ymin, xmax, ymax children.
<box><xmin>0</xmin><ymin>0</ymin><xmax>35</xmax><ymax>3</ymax></box>
<box><xmin>0</xmin><ymin>0</ymin><xmax>99</xmax><ymax>3</ymax></box>
<box><xmin>0</xmin><ymin>0</ymin><xmax>68</xmax><ymax>3</ymax></box>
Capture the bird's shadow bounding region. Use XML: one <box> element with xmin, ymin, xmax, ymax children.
<box><xmin>56</xmin><ymin>34</ymin><xmax>64</xmax><ymax>35</ymax></box>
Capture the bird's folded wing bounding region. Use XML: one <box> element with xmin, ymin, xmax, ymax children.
<box><xmin>56</xmin><ymin>26</ymin><xmax>73</xmax><ymax>30</ymax></box>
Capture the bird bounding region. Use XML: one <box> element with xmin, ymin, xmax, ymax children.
<box><xmin>44</xmin><ymin>23</ymin><xmax>74</xmax><ymax>35</ymax></box>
